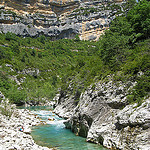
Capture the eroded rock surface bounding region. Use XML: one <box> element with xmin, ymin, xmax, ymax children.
<box><xmin>54</xmin><ymin>79</ymin><xmax>150</xmax><ymax>150</ymax></box>
<box><xmin>0</xmin><ymin>0</ymin><xmax>126</xmax><ymax>40</ymax></box>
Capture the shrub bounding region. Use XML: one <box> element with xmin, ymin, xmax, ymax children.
<box><xmin>8</xmin><ymin>88</ymin><xmax>27</xmax><ymax>106</ymax></box>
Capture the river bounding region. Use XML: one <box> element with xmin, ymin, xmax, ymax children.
<box><xmin>20</xmin><ymin>106</ymin><xmax>107</xmax><ymax>150</ymax></box>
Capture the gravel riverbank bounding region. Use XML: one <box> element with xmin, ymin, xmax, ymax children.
<box><xmin>0</xmin><ymin>104</ymin><xmax>53</xmax><ymax>150</ymax></box>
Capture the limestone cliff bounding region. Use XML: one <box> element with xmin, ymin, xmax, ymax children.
<box><xmin>53</xmin><ymin>78</ymin><xmax>150</xmax><ymax>150</ymax></box>
<box><xmin>0</xmin><ymin>0</ymin><xmax>126</xmax><ymax>40</ymax></box>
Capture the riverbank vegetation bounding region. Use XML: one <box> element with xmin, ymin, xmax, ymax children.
<box><xmin>0</xmin><ymin>0</ymin><xmax>149</xmax><ymax>106</ymax></box>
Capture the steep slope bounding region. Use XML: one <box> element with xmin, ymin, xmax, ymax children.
<box><xmin>53</xmin><ymin>1</ymin><xmax>150</xmax><ymax>149</ymax></box>
<box><xmin>54</xmin><ymin>78</ymin><xmax>150</xmax><ymax>150</ymax></box>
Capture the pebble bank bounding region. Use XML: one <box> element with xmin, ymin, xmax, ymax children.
<box><xmin>0</xmin><ymin>103</ymin><xmax>52</xmax><ymax>150</ymax></box>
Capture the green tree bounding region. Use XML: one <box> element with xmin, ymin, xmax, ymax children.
<box><xmin>100</xmin><ymin>31</ymin><xmax>129</xmax><ymax>68</ymax></box>
<box><xmin>74</xmin><ymin>34</ymin><xmax>80</xmax><ymax>42</ymax></box>
<box><xmin>5</xmin><ymin>32</ymin><xmax>17</xmax><ymax>41</ymax></box>
<box><xmin>39</xmin><ymin>35</ymin><xmax>46</xmax><ymax>44</ymax></box>
<box><xmin>127</xmin><ymin>0</ymin><xmax>150</xmax><ymax>40</ymax></box>
<box><xmin>109</xmin><ymin>16</ymin><xmax>132</xmax><ymax>36</ymax></box>
<box><xmin>7</xmin><ymin>87</ymin><xmax>27</xmax><ymax>106</ymax></box>
<box><xmin>11</xmin><ymin>43</ymin><xmax>20</xmax><ymax>53</ymax></box>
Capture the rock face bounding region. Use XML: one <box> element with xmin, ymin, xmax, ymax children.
<box><xmin>54</xmin><ymin>90</ymin><xmax>78</xmax><ymax>119</ymax></box>
<box><xmin>0</xmin><ymin>0</ymin><xmax>126</xmax><ymax>40</ymax></box>
<box><xmin>54</xmin><ymin>79</ymin><xmax>150</xmax><ymax>150</ymax></box>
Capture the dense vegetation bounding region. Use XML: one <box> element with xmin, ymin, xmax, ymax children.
<box><xmin>0</xmin><ymin>0</ymin><xmax>149</xmax><ymax>106</ymax></box>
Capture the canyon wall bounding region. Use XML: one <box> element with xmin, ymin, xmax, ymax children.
<box><xmin>0</xmin><ymin>0</ymin><xmax>125</xmax><ymax>40</ymax></box>
<box><xmin>54</xmin><ymin>79</ymin><xmax>150</xmax><ymax>150</ymax></box>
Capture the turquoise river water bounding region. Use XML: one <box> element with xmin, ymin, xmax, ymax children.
<box><xmin>21</xmin><ymin>106</ymin><xmax>107</xmax><ymax>150</ymax></box>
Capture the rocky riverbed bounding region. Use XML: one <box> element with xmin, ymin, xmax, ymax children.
<box><xmin>0</xmin><ymin>103</ymin><xmax>52</xmax><ymax>150</ymax></box>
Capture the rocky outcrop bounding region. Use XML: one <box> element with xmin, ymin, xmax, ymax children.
<box><xmin>87</xmin><ymin>99</ymin><xmax>150</xmax><ymax>150</ymax></box>
<box><xmin>0</xmin><ymin>0</ymin><xmax>126</xmax><ymax>40</ymax></box>
<box><xmin>54</xmin><ymin>90</ymin><xmax>78</xmax><ymax>119</ymax></box>
<box><xmin>54</xmin><ymin>79</ymin><xmax>150</xmax><ymax>150</ymax></box>
<box><xmin>0</xmin><ymin>103</ymin><xmax>51</xmax><ymax>150</ymax></box>
<box><xmin>0</xmin><ymin>23</ymin><xmax>80</xmax><ymax>39</ymax></box>
<box><xmin>0</xmin><ymin>91</ymin><xmax>5</xmax><ymax>101</ymax></box>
